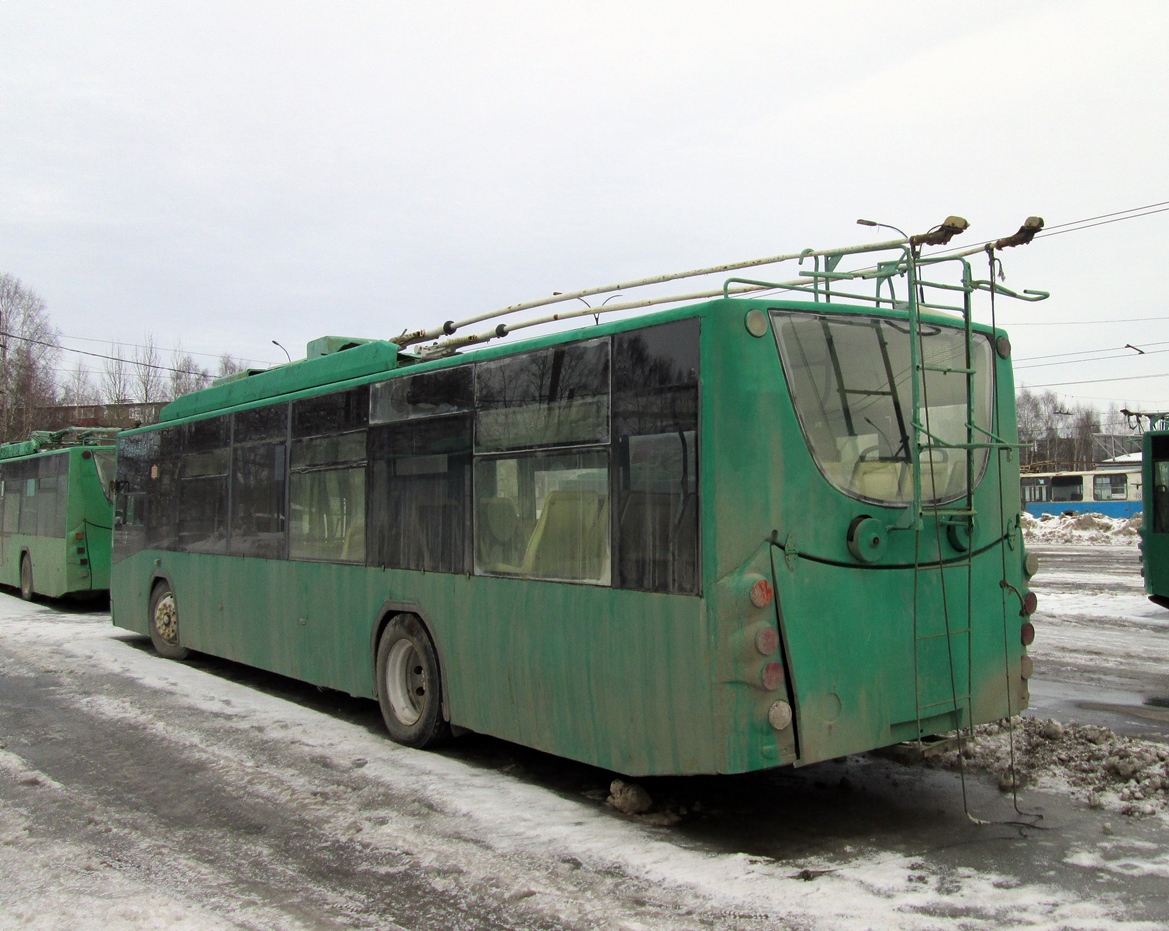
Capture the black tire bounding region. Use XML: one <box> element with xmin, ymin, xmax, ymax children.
<box><xmin>375</xmin><ymin>614</ymin><xmax>450</xmax><ymax>748</ymax></box>
<box><xmin>149</xmin><ymin>582</ymin><xmax>189</xmax><ymax>660</ymax></box>
<box><xmin>19</xmin><ymin>553</ymin><xmax>33</xmax><ymax>601</ymax></box>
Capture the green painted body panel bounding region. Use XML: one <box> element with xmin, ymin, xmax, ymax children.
<box><xmin>1140</xmin><ymin>430</ymin><xmax>1169</xmax><ymax>603</ymax></box>
<box><xmin>111</xmin><ymin>297</ymin><xmax>1031</xmax><ymax>775</ymax></box>
<box><xmin>0</xmin><ymin>447</ymin><xmax>114</xmax><ymax>598</ymax></box>
<box><xmin>160</xmin><ymin>340</ymin><xmax>402</xmax><ymax>423</ymax></box>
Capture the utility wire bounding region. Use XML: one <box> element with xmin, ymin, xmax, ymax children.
<box><xmin>1017</xmin><ymin>340</ymin><xmax>1169</xmax><ymax>363</ymax></box>
<box><xmin>1</xmin><ymin>330</ymin><xmax>215</xmax><ymax>376</ymax></box>
<box><xmin>1024</xmin><ymin>371</ymin><xmax>1169</xmax><ymax>388</ymax></box>
<box><xmin>58</xmin><ymin>331</ymin><xmax>267</xmax><ymax>368</ymax></box>
<box><xmin>1016</xmin><ymin>347</ymin><xmax>1169</xmax><ymax>370</ymax></box>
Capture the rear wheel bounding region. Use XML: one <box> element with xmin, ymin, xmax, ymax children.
<box><xmin>149</xmin><ymin>583</ymin><xmax>189</xmax><ymax>660</ymax></box>
<box><xmin>376</xmin><ymin>614</ymin><xmax>450</xmax><ymax>748</ymax></box>
<box><xmin>19</xmin><ymin>554</ymin><xmax>33</xmax><ymax>601</ymax></box>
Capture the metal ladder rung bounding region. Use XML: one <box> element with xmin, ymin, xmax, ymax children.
<box><xmin>919</xmin><ymin>364</ymin><xmax>975</xmax><ymax>375</ymax></box>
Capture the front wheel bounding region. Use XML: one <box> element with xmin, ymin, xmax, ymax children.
<box><xmin>376</xmin><ymin>614</ymin><xmax>450</xmax><ymax>748</ymax></box>
<box><xmin>18</xmin><ymin>554</ymin><xmax>33</xmax><ymax>601</ymax></box>
<box><xmin>149</xmin><ymin>583</ymin><xmax>189</xmax><ymax>660</ymax></box>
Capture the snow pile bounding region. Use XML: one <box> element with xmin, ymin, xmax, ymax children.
<box><xmin>1021</xmin><ymin>511</ymin><xmax>1142</xmax><ymax>545</ymax></box>
<box><xmin>937</xmin><ymin>717</ymin><xmax>1169</xmax><ymax>818</ymax></box>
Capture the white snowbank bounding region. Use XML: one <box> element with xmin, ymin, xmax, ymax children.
<box><xmin>1022</xmin><ymin>512</ymin><xmax>1142</xmax><ymax>546</ymax></box>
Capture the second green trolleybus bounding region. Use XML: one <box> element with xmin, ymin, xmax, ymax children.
<box><xmin>111</xmin><ymin>220</ymin><xmax>1044</xmax><ymax>775</ymax></box>
<box><xmin>0</xmin><ymin>427</ymin><xmax>117</xmax><ymax>599</ymax></box>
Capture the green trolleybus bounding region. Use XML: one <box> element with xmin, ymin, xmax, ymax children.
<box><xmin>0</xmin><ymin>428</ymin><xmax>118</xmax><ymax>599</ymax></box>
<box><xmin>1140</xmin><ymin>420</ymin><xmax>1169</xmax><ymax>608</ymax></box>
<box><xmin>111</xmin><ymin>221</ymin><xmax>1046</xmax><ymax>775</ymax></box>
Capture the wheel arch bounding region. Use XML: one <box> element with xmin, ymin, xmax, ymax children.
<box><xmin>370</xmin><ymin>599</ymin><xmax>451</xmax><ymax>723</ymax></box>
<box><xmin>149</xmin><ymin>569</ymin><xmax>176</xmax><ymax>602</ymax></box>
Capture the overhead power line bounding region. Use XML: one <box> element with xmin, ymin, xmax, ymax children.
<box><xmin>57</xmin><ymin>332</ymin><xmax>268</xmax><ymax>368</ymax></box>
<box><xmin>1025</xmin><ymin>371</ymin><xmax>1169</xmax><ymax>388</ymax></box>
<box><xmin>1</xmin><ymin>330</ymin><xmax>213</xmax><ymax>376</ymax></box>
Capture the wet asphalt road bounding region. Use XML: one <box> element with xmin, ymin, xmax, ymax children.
<box><xmin>1026</xmin><ymin>543</ymin><xmax>1169</xmax><ymax>740</ymax></box>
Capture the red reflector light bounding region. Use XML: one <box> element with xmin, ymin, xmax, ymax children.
<box><xmin>750</xmin><ymin>578</ymin><xmax>773</xmax><ymax>609</ymax></box>
<box><xmin>82</xmin><ymin>450</ymin><xmax>91</xmax><ymax>459</ymax></box>
<box><xmin>75</xmin><ymin>532</ymin><xmax>84</xmax><ymax>540</ymax></box>
<box><xmin>1021</xmin><ymin>621</ymin><xmax>1035</xmax><ymax>646</ymax></box>
<box><xmin>761</xmin><ymin>662</ymin><xmax>784</xmax><ymax>691</ymax></box>
<box><xmin>1021</xmin><ymin>591</ymin><xmax>1037</xmax><ymax>617</ymax></box>
<box><xmin>755</xmin><ymin>627</ymin><xmax>779</xmax><ymax>655</ymax></box>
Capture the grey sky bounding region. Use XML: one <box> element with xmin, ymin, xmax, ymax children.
<box><xmin>2</xmin><ymin>1</ymin><xmax>1167</xmax><ymax>410</ymax></box>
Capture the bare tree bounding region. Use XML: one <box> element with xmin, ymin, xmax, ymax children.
<box><xmin>169</xmin><ymin>346</ymin><xmax>211</xmax><ymax>398</ymax></box>
<box><xmin>101</xmin><ymin>344</ymin><xmax>132</xmax><ymax>404</ymax></box>
<box><xmin>217</xmin><ymin>353</ymin><xmax>243</xmax><ymax>379</ymax></box>
<box><xmin>0</xmin><ymin>274</ymin><xmax>61</xmax><ymax>442</ymax></box>
<box><xmin>61</xmin><ymin>360</ymin><xmax>100</xmax><ymax>405</ymax></box>
<box><xmin>131</xmin><ymin>334</ymin><xmax>165</xmax><ymax>404</ymax></box>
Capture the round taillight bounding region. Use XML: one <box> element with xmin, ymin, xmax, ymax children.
<box><xmin>755</xmin><ymin>627</ymin><xmax>779</xmax><ymax>655</ymax></box>
<box><xmin>768</xmin><ymin>700</ymin><xmax>793</xmax><ymax>731</ymax></box>
<box><xmin>1020</xmin><ymin>656</ymin><xmax>1034</xmax><ymax>679</ymax></box>
<box><xmin>761</xmin><ymin>662</ymin><xmax>784</xmax><ymax>691</ymax></box>
<box><xmin>1023</xmin><ymin>553</ymin><xmax>1040</xmax><ymax>578</ymax></box>
<box><xmin>82</xmin><ymin>450</ymin><xmax>92</xmax><ymax>459</ymax></box>
<box><xmin>1021</xmin><ymin>621</ymin><xmax>1035</xmax><ymax>646</ymax></box>
<box><xmin>1021</xmin><ymin>591</ymin><xmax>1037</xmax><ymax>617</ymax></box>
<box><xmin>750</xmin><ymin>578</ymin><xmax>774</xmax><ymax>609</ymax></box>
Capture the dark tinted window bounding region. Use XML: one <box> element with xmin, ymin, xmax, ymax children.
<box><xmin>115</xmin><ymin>432</ymin><xmax>159</xmax><ymax>561</ymax></box>
<box><xmin>183</xmin><ymin>416</ymin><xmax>229</xmax><ymax>454</ymax></box>
<box><xmin>230</xmin><ymin>442</ymin><xmax>287</xmax><ymax>559</ymax></box>
<box><xmin>148</xmin><ymin>428</ymin><xmax>182</xmax><ymax>549</ymax></box>
<box><xmin>613</xmin><ymin>319</ymin><xmax>700</xmax><ymax>594</ymax></box>
<box><xmin>178</xmin><ymin>419</ymin><xmax>229</xmax><ymax>554</ymax></box>
<box><xmin>476</xmin><ymin>338</ymin><xmax>610</xmax><ymax>451</ymax></box>
<box><xmin>289</xmin><ymin>427</ymin><xmax>367</xmax><ymax>563</ymax></box>
<box><xmin>370</xmin><ymin>367</ymin><xmax>474</xmax><ymax>424</ymax></box>
<box><xmin>369</xmin><ymin>416</ymin><xmax>471</xmax><ymax>572</ymax></box>
<box><xmin>1154</xmin><ymin>436</ymin><xmax>1169</xmax><ymax>533</ymax></box>
<box><xmin>613</xmin><ymin>318</ymin><xmax>699</xmax><ymax>435</ymax></box>
<box><xmin>293</xmin><ymin>386</ymin><xmax>370</xmax><ymax>438</ymax></box>
<box><xmin>235</xmin><ymin>403</ymin><xmax>289</xmax><ymax>443</ymax></box>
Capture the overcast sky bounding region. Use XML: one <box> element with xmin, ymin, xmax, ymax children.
<box><xmin>2</xmin><ymin>1</ymin><xmax>1167</xmax><ymax>412</ymax></box>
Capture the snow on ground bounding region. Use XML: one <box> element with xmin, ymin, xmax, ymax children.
<box><xmin>1021</xmin><ymin>512</ymin><xmax>1141</xmax><ymax>546</ymax></box>
<box><xmin>934</xmin><ymin>718</ymin><xmax>1169</xmax><ymax>818</ymax></box>
<box><xmin>2</xmin><ymin>599</ymin><xmax>1164</xmax><ymax>930</ymax></box>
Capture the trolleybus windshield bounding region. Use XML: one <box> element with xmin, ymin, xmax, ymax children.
<box><xmin>772</xmin><ymin>312</ymin><xmax>993</xmax><ymax>507</ymax></box>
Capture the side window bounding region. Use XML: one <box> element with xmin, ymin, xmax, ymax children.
<box><xmin>289</xmin><ymin>387</ymin><xmax>368</xmax><ymax>563</ymax></box>
<box><xmin>148</xmin><ymin>428</ymin><xmax>180</xmax><ymax>550</ymax></box>
<box><xmin>114</xmin><ymin>432</ymin><xmax>158</xmax><ymax>562</ymax></box>
<box><xmin>369</xmin><ymin>415</ymin><xmax>471</xmax><ymax>573</ymax></box>
<box><xmin>475</xmin><ymin>451</ymin><xmax>610</xmax><ymax>583</ymax></box>
<box><xmin>1093</xmin><ymin>473</ymin><xmax>1126</xmax><ymax>501</ymax></box>
<box><xmin>1051</xmin><ymin>475</ymin><xmax>1083</xmax><ymax>502</ymax></box>
<box><xmin>178</xmin><ymin>416</ymin><xmax>230</xmax><ymax>554</ymax></box>
<box><xmin>230</xmin><ymin>404</ymin><xmax>289</xmax><ymax>559</ymax></box>
<box><xmin>1154</xmin><ymin>437</ymin><xmax>1169</xmax><ymax>533</ymax></box>
<box><xmin>476</xmin><ymin>338</ymin><xmax>610</xmax><ymax>451</ymax></box>
<box><xmin>613</xmin><ymin>318</ymin><xmax>700</xmax><ymax>594</ymax></box>
<box><xmin>370</xmin><ymin>367</ymin><xmax>473</xmax><ymax>424</ymax></box>
<box><xmin>36</xmin><ymin>454</ymin><xmax>67</xmax><ymax>538</ymax></box>
<box><xmin>473</xmin><ymin>340</ymin><xmax>612</xmax><ymax>585</ymax></box>
<box><xmin>17</xmin><ymin>459</ymin><xmax>38</xmax><ymax>535</ymax></box>
<box><xmin>0</xmin><ymin>465</ymin><xmax>9</xmax><ymax>535</ymax></box>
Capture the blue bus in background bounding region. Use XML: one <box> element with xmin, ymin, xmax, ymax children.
<box><xmin>1021</xmin><ymin>466</ymin><xmax>1142</xmax><ymax>518</ymax></box>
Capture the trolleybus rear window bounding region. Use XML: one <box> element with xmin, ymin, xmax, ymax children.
<box><xmin>772</xmin><ymin>312</ymin><xmax>993</xmax><ymax>507</ymax></box>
